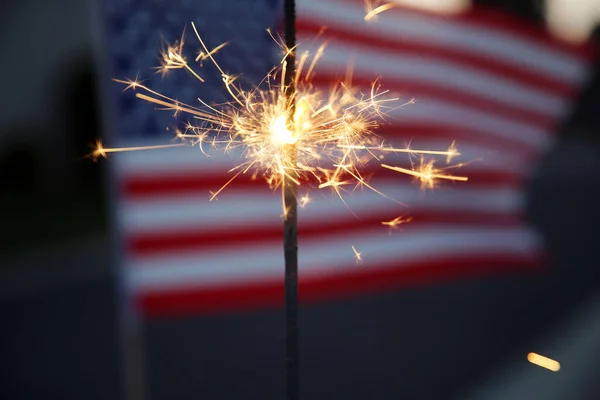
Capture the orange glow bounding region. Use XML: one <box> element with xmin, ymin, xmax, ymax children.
<box><xmin>381</xmin><ymin>159</ymin><xmax>468</xmax><ymax>190</ymax></box>
<box><xmin>382</xmin><ymin>215</ymin><xmax>413</xmax><ymax>232</ymax></box>
<box><xmin>527</xmin><ymin>353</ymin><xmax>560</xmax><ymax>372</ymax></box>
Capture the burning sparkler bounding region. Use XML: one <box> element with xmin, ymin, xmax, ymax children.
<box><xmin>94</xmin><ymin>31</ymin><xmax>466</xmax><ymax>206</ymax></box>
<box><xmin>95</xmin><ymin>2</ymin><xmax>468</xmax><ymax>398</ymax></box>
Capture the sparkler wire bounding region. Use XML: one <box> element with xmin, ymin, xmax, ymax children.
<box><xmin>283</xmin><ymin>0</ymin><xmax>299</xmax><ymax>399</ymax></box>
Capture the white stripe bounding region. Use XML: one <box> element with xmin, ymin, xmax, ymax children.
<box><xmin>114</xmin><ymin>145</ymin><xmax>239</xmax><ymax>174</ymax></box>
<box><xmin>127</xmin><ymin>225</ymin><xmax>542</xmax><ymax>293</ymax></box>
<box><xmin>385</xmin><ymin>98</ymin><xmax>552</xmax><ymax>148</ymax></box>
<box><xmin>113</xmin><ymin>139</ymin><xmax>535</xmax><ymax>173</ymax></box>
<box><xmin>112</xmin><ymin>128</ymin><xmax>545</xmax><ymax>177</ymax></box>
<box><xmin>301</xmin><ymin>43</ymin><xmax>567</xmax><ymax>117</ymax></box>
<box><xmin>376</xmin><ymin>140</ymin><xmax>535</xmax><ymax>166</ymax></box>
<box><xmin>298</xmin><ymin>0</ymin><xmax>588</xmax><ymax>83</ymax></box>
<box><xmin>118</xmin><ymin>184</ymin><xmax>523</xmax><ymax>233</ymax></box>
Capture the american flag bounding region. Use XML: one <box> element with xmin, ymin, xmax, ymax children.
<box><xmin>99</xmin><ymin>0</ymin><xmax>593</xmax><ymax>318</ymax></box>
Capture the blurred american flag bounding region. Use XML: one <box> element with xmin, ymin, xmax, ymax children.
<box><xmin>98</xmin><ymin>0</ymin><xmax>593</xmax><ymax>318</ymax></box>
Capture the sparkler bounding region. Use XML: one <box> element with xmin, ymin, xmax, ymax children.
<box><xmin>93</xmin><ymin>31</ymin><xmax>468</xmax><ymax>203</ymax></box>
<box><xmin>283</xmin><ymin>2</ymin><xmax>299</xmax><ymax>399</ymax></box>
<box><xmin>94</xmin><ymin>1</ymin><xmax>469</xmax><ymax>398</ymax></box>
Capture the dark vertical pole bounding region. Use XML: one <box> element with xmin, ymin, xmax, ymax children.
<box><xmin>283</xmin><ymin>0</ymin><xmax>298</xmax><ymax>400</ymax></box>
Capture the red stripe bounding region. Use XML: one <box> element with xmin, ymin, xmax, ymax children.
<box><xmin>127</xmin><ymin>210</ymin><xmax>524</xmax><ymax>257</ymax></box>
<box><xmin>297</xmin><ymin>19</ymin><xmax>578</xmax><ymax>99</ymax></box>
<box><xmin>122</xmin><ymin>169</ymin><xmax>524</xmax><ymax>199</ymax></box>
<box><xmin>311</xmin><ymin>73</ymin><xmax>556</xmax><ymax>130</ymax></box>
<box><xmin>462</xmin><ymin>9</ymin><xmax>595</xmax><ymax>60</ymax></box>
<box><xmin>137</xmin><ymin>252</ymin><xmax>546</xmax><ymax>318</ymax></box>
<box><xmin>337</xmin><ymin>0</ymin><xmax>595</xmax><ymax>61</ymax></box>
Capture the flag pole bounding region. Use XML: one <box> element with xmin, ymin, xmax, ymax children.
<box><xmin>283</xmin><ymin>0</ymin><xmax>299</xmax><ymax>399</ymax></box>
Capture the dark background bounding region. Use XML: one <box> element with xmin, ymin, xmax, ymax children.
<box><xmin>1</xmin><ymin>0</ymin><xmax>600</xmax><ymax>399</ymax></box>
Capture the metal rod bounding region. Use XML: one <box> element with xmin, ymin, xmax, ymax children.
<box><xmin>283</xmin><ymin>0</ymin><xmax>299</xmax><ymax>399</ymax></box>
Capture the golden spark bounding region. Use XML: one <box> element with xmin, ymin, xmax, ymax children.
<box><xmin>95</xmin><ymin>22</ymin><xmax>467</xmax><ymax>217</ymax></box>
<box><xmin>352</xmin><ymin>245</ymin><xmax>363</xmax><ymax>264</ymax></box>
<box><xmin>382</xmin><ymin>215</ymin><xmax>413</xmax><ymax>232</ymax></box>
<box><xmin>299</xmin><ymin>194</ymin><xmax>312</xmax><ymax>208</ymax></box>
<box><xmin>527</xmin><ymin>353</ymin><xmax>560</xmax><ymax>372</ymax></box>
<box><xmin>364</xmin><ymin>0</ymin><xmax>400</xmax><ymax>21</ymax></box>
<box><xmin>381</xmin><ymin>157</ymin><xmax>468</xmax><ymax>190</ymax></box>
<box><xmin>90</xmin><ymin>139</ymin><xmax>185</xmax><ymax>162</ymax></box>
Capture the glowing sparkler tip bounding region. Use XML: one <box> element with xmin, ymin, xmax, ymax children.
<box><xmin>271</xmin><ymin>115</ymin><xmax>297</xmax><ymax>144</ymax></box>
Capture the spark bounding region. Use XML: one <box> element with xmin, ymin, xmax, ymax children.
<box><xmin>445</xmin><ymin>141</ymin><xmax>460</xmax><ymax>164</ymax></box>
<box><xmin>156</xmin><ymin>28</ymin><xmax>205</xmax><ymax>82</ymax></box>
<box><xmin>96</xmin><ymin>22</ymin><xmax>467</xmax><ymax>217</ymax></box>
<box><xmin>381</xmin><ymin>158</ymin><xmax>468</xmax><ymax>190</ymax></box>
<box><xmin>195</xmin><ymin>41</ymin><xmax>229</xmax><ymax>64</ymax></box>
<box><xmin>299</xmin><ymin>194</ymin><xmax>312</xmax><ymax>207</ymax></box>
<box><xmin>91</xmin><ymin>140</ymin><xmax>185</xmax><ymax>161</ymax></box>
<box><xmin>352</xmin><ymin>246</ymin><xmax>363</xmax><ymax>264</ymax></box>
<box><xmin>364</xmin><ymin>0</ymin><xmax>399</xmax><ymax>21</ymax></box>
<box><xmin>527</xmin><ymin>353</ymin><xmax>560</xmax><ymax>372</ymax></box>
<box><xmin>382</xmin><ymin>215</ymin><xmax>413</xmax><ymax>232</ymax></box>
<box><xmin>338</xmin><ymin>141</ymin><xmax>460</xmax><ymax>163</ymax></box>
<box><xmin>114</xmin><ymin>75</ymin><xmax>143</xmax><ymax>92</ymax></box>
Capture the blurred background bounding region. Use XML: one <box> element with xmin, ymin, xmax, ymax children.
<box><xmin>1</xmin><ymin>0</ymin><xmax>600</xmax><ymax>399</ymax></box>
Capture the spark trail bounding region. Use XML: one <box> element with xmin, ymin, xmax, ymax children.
<box><xmin>96</xmin><ymin>23</ymin><xmax>467</xmax><ymax>212</ymax></box>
